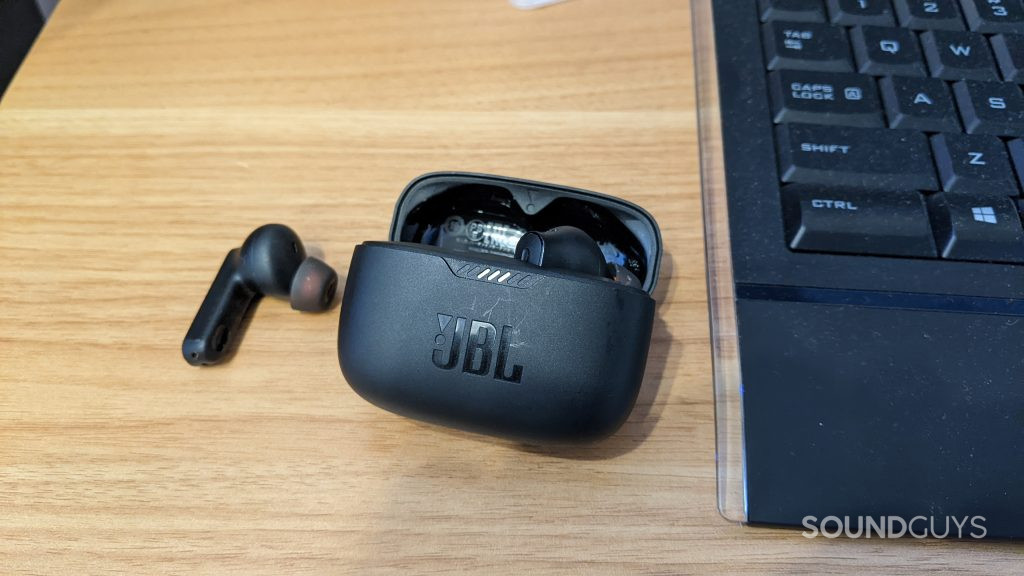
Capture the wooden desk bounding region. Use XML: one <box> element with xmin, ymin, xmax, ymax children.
<box><xmin>0</xmin><ymin>0</ymin><xmax>1017</xmax><ymax>573</ymax></box>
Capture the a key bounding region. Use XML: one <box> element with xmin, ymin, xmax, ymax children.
<box><xmin>920</xmin><ymin>29</ymin><xmax>999</xmax><ymax>79</ymax></box>
<box><xmin>960</xmin><ymin>0</ymin><xmax>1024</xmax><ymax>33</ymax></box>
<box><xmin>783</xmin><ymin>185</ymin><xmax>937</xmax><ymax>257</ymax></box>
<box><xmin>931</xmin><ymin>133</ymin><xmax>1019</xmax><ymax>194</ymax></box>
<box><xmin>893</xmin><ymin>0</ymin><xmax>965</xmax><ymax>30</ymax></box>
<box><xmin>990</xmin><ymin>33</ymin><xmax>1024</xmax><ymax>81</ymax></box>
<box><xmin>776</xmin><ymin>123</ymin><xmax>939</xmax><ymax>189</ymax></box>
<box><xmin>760</xmin><ymin>0</ymin><xmax>827</xmax><ymax>22</ymax></box>
<box><xmin>953</xmin><ymin>80</ymin><xmax>1024</xmax><ymax>136</ymax></box>
<box><xmin>769</xmin><ymin>70</ymin><xmax>885</xmax><ymax>126</ymax></box>
<box><xmin>927</xmin><ymin>193</ymin><xmax>1024</xmax><ymax>262</ymax></box>
<box><xmin>763</xmin><ymin>20</ymin><xmax>854</xmax><ymax>71</ymax></box>
<box><xmin>827</xmin><ymin>0</ymin><xmax>896</xmax><ymax>25</ymax></box>
<box><xmin>880</xmin><ymin>76</ymin><xmax>962</xmax><ymax>131</ymax></box>
<box><xmin>851</xmin><ymin>26</ymin><xmax>928</xmax><ymax>75</ymax></box>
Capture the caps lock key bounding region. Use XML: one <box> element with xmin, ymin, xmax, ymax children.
<box><xmin>770</xmin><ymin>70</ymin><xmax>884</xmax><ymax>127</ymax></box>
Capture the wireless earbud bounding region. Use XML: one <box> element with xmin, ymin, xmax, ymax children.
<box><xmin>183</xmin><ymin>224</ymin><xmax>338</xmax><ymax>366</ymax></box>
<box><xmin>515</xmin><ymin>226</ymin><xmax>642</xmax><ymax>288</ymax></box>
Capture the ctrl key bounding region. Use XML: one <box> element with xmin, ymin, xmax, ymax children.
<box><xmin>783</xmin><ymin>185</ymin><xmax>938</xmax><ymax>257</ymax></box>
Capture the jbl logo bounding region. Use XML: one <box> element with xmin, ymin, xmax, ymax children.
<box><xmin>432</xmin><ymin>314</ymin><xmax>523</xmax><ymax>383</ymax></box>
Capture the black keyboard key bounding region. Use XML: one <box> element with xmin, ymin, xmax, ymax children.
<box><xmin>769</xmin><ymin>70</ymin><xmax>885</xmax><ymax>126</ymax></box>
<box><xmin>928</xmin><ymin>193</ymin><xmax>1024</xmax><ymax>261</ymax></box>
<box><xmin>760</xmin><ymin>0</ymin><xmax>827</xmax><ymax>21</ymax></box>
<box><xmin>851</xmin><ymin>26</ymin><xmax>928</xmax><ymax>75</ymax></box>
<box><xmin>953</xmin><ymin>80</ymin><xmax>1024</xmax><ymax>136</ymax></box>
<box><xmin>894</xmin><ymin>0</ymin><xmax>965</xmax><ymax>30</ymax></box>
<box><xmin>990</xmin><ymin>33</ymin><xmax>1024</xmax><ymax>81</ymax></box>
<box><xmin>783</xmin><ymin>185</ymin><xmax>937</xmax><ymax>257</ymax></box>
<box><xmin>763</xmin><ymin>21</ymin><xmax>854</xmax><ymax>71</ymax></box>
<box><xmin>880</xmin><ymin>76</ymin><xmax>962</xmax><ymax>130</ymax></box>
<box><xmin>931</xmin><ymin>133</ymin><xmax>1019</xmax><ymax>194</ymax></box>
<box><xmin>827</xmin><ymin>0</ymin><xmax>896</xmax><ymax>25</ymax></box>
<box><xmin>960</xmin><ymin>0</ymin><xmax>1024</xmax><ymax>33</ymax></box>
<box><xmin>920</xmin><ymin>29</ymin><xmax>999</xmax><ymax>79</ymax></box>
<box><xmin>777</xmin><ymin>123</ymin><xmax>939</xmax><ymax>189</ymax></box>
<box><xmin>1004</xmin><ymin>138</ymin><xmax>1024</xmax><ymax>193</ymax></box>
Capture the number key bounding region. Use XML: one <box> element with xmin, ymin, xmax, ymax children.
<box><xmin>894</xmin><ymin>0</ymin><xmax>965</xmax><ymax>29</ymax></box>
<box><xmin>960</xmin><ymin>0</ymin><xmax>1024</xmax><ymax>33</ymax></box>
<box><xmin>827</xmin><ymin>0</ymin><xmax>896</xmax><ymax>25</ymax></box>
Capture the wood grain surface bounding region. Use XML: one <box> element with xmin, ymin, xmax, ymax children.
<box><xmin>0</xmin><ymin>0</ymin><xmax>1019</xmax><ymax>573</ymax></box>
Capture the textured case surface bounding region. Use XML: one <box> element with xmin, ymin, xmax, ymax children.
<box><xmin>338</xmin><ymin>242</ymin><xmax>655</xmax><ymax>441</ymax></box>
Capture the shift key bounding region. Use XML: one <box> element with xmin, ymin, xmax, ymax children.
<box><xmin>776</xmin><ymin>123</ymin><xmax>938</xmax><ymax>190</ymax></box>
<box><xmin>783</xmin><ymin>185</ymin><xmax>938</xmax><ymax>257</ymax></box>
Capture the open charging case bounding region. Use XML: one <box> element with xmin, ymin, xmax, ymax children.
<box><xmin>338</xmin><ymin>173</ymin><xmax>662</xmax><ymax>442</ymax></box>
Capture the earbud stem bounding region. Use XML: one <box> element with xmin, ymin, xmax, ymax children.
<box><xmin>182</xmin><ymin>249</ymin><xmax>259</xmax><ymax>366</ymax></box>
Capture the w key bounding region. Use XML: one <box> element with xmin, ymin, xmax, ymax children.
<box><xmin>920</xmin><ymin>30</ymin><xmax>999</xmax><ymax>80</ymax></box>
<box><xmin>953</xmin><ymin>80</ymin><xmax>1024</xmax><ymax>136</ymax></box>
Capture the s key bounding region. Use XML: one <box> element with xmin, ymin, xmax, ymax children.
<box><xmin>953</xmin><ymin>80</ymin><xmax>1024</xmax><ymax>137</ymax></box>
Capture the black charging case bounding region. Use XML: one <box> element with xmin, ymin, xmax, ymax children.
<box><xmin>337</xmin><ymin>173</ymin><xmax>662</xmax><ymax>442</ymax></box>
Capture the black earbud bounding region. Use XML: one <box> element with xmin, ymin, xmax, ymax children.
<box><xmin>514</xmin><ymin>226</ymin><xmax>642</xmax><ymax>288</ymax></box>
<box><xmin>182</xmin><ymin>224</ymin><xmax>338</xmax><ymax>366</ymax></box>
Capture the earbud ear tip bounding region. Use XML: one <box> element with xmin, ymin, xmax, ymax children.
<box><xmin>290</xmin><ymin>257</ymin><xmax>339</xmax><ymax>312</ymax></box>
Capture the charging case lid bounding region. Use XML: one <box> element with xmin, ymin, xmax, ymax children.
<box><xmin>389</xmin><ymin>172</ymin><xmax>663</xmax><ymax>295</ymax></box>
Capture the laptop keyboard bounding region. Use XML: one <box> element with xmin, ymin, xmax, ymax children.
<box><xmin>760</xmin><ymin>0</ymin><xmax>1024</xmax><ymax>263</ymax></box>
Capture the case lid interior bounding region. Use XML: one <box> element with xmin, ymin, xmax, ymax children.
<box><xmin>389</xmin><ymin>172</ymin><xmax>663</xmax><ymax>295</ymax></box>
